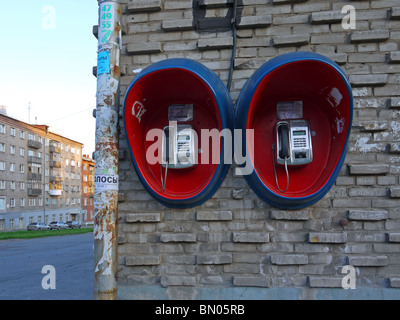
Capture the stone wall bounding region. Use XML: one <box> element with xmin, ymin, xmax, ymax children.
<box><xmin>115</xmin><ymin>0</ymin><xmax>400</xmax><ymax>299</ymax></box>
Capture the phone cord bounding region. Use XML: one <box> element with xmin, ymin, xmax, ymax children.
<box><xmin>161</xmin><ymin>162</ymin><xmax>168</xmax><ymax>192</ymax></box>
<box><xmin>272</xmin><ymin>144</ymin><xmax>290</xmax><ymax>193</ymax></box>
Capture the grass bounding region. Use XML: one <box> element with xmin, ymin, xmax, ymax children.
<box><xmin>0</xmin><ymin>228</ymin><xmax>93</xmax><ymax>241</ymax></box>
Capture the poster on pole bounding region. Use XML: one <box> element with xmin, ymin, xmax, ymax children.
<box><xmin>98</xmin><ymin>2</ymin><xmax>115</xmax><ymax>45</ymax></box>
<box><xmin>95</xmin><ymin>174</ymin><xmax>119</xmax><ymax>192</ymax></box>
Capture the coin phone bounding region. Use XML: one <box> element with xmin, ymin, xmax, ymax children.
<box><xmin>276</xmin><ymin>119</ymin><xmax>313</xmax><ymax>166</ymax></box>
<box><xmin>273</xmin><ymin>101</ymin><xmax>313</xmax><ymax>193</ymax></box>
<box><xmin>160</xmin><ymin>104</ymin><xmax>196</xmax><ymax>191</ymax></box>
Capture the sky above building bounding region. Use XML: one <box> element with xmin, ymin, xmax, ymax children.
<box><xmin>0</xmin><ymin>0</ymin><xmax>99</xmax><ymax>155</ymax></box>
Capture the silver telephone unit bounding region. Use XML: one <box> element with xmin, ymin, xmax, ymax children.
<box><xmin>276</xmin><ymin>119</ymin><xmax>313</xmax><ymax>166</ymax></box>
<box><xmin>162</xmin><ymin>124</ymin><xmax>196</xmax><ymax>169</ymax></box>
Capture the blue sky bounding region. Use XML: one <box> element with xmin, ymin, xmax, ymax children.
<box><xmin>0</xmin><ymin>0</ymin><xmax>99</xmax><ymax>154</ymax></box>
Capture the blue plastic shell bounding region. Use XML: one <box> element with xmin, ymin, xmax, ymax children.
<box><xmin>236</xmin><ymin>52</ymin><xmax>354</xmax><ymax>210</ymax></box>
<box><xmin>123</xmin><ymin>59</ymin><xmax>234</xmax><ymax>209</ymax></box>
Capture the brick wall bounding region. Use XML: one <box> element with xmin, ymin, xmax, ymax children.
<box><xmin>115</xmin><ymin>0</ymin><xmax>400</xmax><ymax>299</ymax></box>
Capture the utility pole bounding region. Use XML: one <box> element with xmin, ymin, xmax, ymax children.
<box><xmin>28</xmin><ymin>102</ymin><xmax>31</xmax><ymax>124</ymax></box>
<box><xmin>93</xmin><ymin>0</ymin><xmax>122</xmax><ymax>300</ymax></box>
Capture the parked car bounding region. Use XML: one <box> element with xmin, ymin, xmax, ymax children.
<box><xmin>49</xmin><ymin>221</ymin><xmax>69</xmax><ymax>230</ymax></box>
<box><xmin>27</xmin><ymin>222</ymin><xmax>50</xmax><ymax>231</ymax></box>
<box><xmin>66</xmin><ymin>221</ymin><xmax>81</xmax><ymax>229</ymax></box>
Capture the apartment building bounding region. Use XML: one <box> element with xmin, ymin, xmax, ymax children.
<box><xmin>82</xmin><ymin>154</ymin><xmax>95</xmax><ymax>225</ymax></box>
<box><xmin>0</xmin><ymin>113</ymin><xmax>84</xmax><ymax>231</ymax></box>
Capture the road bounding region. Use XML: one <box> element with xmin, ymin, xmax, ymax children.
<box><xmin>0</xmin><ymin>232</ymin><xmax>93</xmax><ymax>300</ymax></box>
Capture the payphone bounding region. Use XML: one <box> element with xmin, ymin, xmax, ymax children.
<box><xmin>273</xmin><ymin>101</ymin><xmax>313</xmax><ymax>193</ymax></box>
<box><xmin>160</xmin><ymin>104</ymin><xmax>197</xmax><ymax>191</ymax></box>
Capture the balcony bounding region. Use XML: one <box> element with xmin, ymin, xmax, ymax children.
<box><xmin>28</xmin><ymin>188</ymin><xmax>42</xmax><ymax>196</ymax></box>
<box><xmin>49</xmin><ymin>175</ymin><xmax>63</xmax><ymax>183</ymax></box>
<box><xmin>49</xmin><ymin>161</ymin><xmax>61</xmax><ymax>168</ymax></box>
<box><xmin>28</xmin><ymin>156</ymin><xmax>42</xmax><ymax>164</ymax></box>
<box><xmin>28</xmin><ymin>140</ymin><xmax>42</xmax><ymax>149</ymax></box>
<box><xmin>28</xmin><ymin>173</ymin><xmax>42</xmax><ymax>181</ymax></box>
<box><xmin>49</xmin><ymin>145</ymin><xmax>61</xmax><ymax>154</ymax></box>
<box><xmin>48</xmin><ymin>189</ymin><xmax>63</xmax><ymax>196</ymax></box>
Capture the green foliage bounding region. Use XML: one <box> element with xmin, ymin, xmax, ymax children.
<box><xmin>0</xmin><ymin>228</ymin><xmax>93</xmax><ymax>240</ymax></box>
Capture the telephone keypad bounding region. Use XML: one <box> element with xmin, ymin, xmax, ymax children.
<box><xmin>293</xmin><ymin>137</ymin><xmax>307</xmax><ymax>148</ymax></box>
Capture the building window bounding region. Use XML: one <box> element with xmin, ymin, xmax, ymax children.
<box><xmin>10</xmin><ymin>128</ymin><xmax>16</xmax><ymax>136</ymax></box>
<box><xmin>0</xmin><ymin>180</ymin><xmax>5</xmax><ymax>189</ymax></box>
<box><xmin>20</xmin><ymin>164</ymin><xmax>25</xmax><ymax>173</ymax></box>
<box><xmin>0</xmin><ymin>124</ymin><xmax>5</xmax><ymax>134</ymax></box>
<box><xmin>10</xmin><ymin>163</ymin><xmax>15</xmax><ymax>172</ymax></box>
<box><xmin>0</xmin><ymin>162</ymin><xmax>5</xmax><ymax>171</ymax></box>
<box><xmin>10</xmin><ymin>198</ymin><xmax>16</xmax><ymax>207</ymax></box>
<box><xmin>10</xmin><ymin>145</ymin><xmax>15</xmax><ymax>154</ymax></box>
<box><xmin>20</xmin><ymin>198</ymin><xmax>25</xmax><ymax>207</ymax></box>
<box><xmin>10</xmin><ymin>181</ymin><xmax>15</xmax><ymax>190</ymax></box>
<box><xmin>0</xmin><ymin>197</ymin><xmax>5</xmax><ymax>211</ymax></box>
<box><xmin>20</xmin><ymin>130</ymin><xmax>25</xmax><ymax>139</ymax></box>
<box><xmin>20</xmin><ymin>182</ymin><xmax>25</xmax><ymax>190</ymax></box>
<box><xmin>20</xmin><ymin>148</ymin><xmax>25</xmax><ymax>157</ymax></box>
<box><xmin>0</xmin><ymin>143</ymin><xmax>5</xmax><ymax>152</ymax></box>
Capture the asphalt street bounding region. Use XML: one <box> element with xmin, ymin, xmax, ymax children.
<box><xmin>0</xmin><ymin>232</ymin><xmax>93</xmax><ymax>300</ymax></box>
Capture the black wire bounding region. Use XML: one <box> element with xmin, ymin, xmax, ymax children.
<box><xmin>227</xmin><ymin>0</ymin><xmax>238</xmax><ymax>92</ymax></box>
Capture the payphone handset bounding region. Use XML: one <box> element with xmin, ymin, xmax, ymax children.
<box><xmin>276</xmin><ymin>119</ymin><xmax>313</xmax><ymax>166</ymax></box>
<box><xmin>162</xmin><ymin>124</ymin><xmax>196</xmax><ymax>169</ymax></box>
